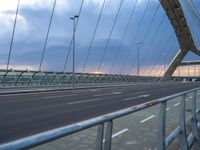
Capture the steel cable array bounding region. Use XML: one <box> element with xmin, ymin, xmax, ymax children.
<box><xmin>129</xmin><ymin>14</ymin><xmax>166</xmax><ymax>75</ymax></box>
<box><xmin>120</xmin><ymin>2</ymin><xmax>161</xmax><ymax>75</ymax></box>
<box><xmin>97</xmin><ymin>0</ymin><xmax>123</xmax><ymax>73</ymax></box>
<box><xmin>81</xmin><ymin>0</ymin><xmax>106</xmax><ymax>73</ymax></box>
<box><xmin>109</xmin><ymin>0</ymin><xmax>138</xmax><ymax>74</ymax></box>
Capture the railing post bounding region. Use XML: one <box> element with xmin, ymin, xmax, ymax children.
<box><xmin>95</xmin><ymin>124</ymin><xmax>104</xmax><ymax>150</ymax></box>
<box><xmin>157</xmin><ymin>101</ymin><xmax>167</xmax><ymax>150</ymax></box>
<box><xmin>179</xmin><ymin>94</ymin><xmax>189</xmax><ymax>150</ymax></box>
<box><xmin>103</xmin><ymin>120</ymin><xmax>113</xmax><ymax>150</ymax></box>
<box><xmin>191</xmin><ymin>91</ymin><xmax>200</xmax><ymax>149</ymax></box>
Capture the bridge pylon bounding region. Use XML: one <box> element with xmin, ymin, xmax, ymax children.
<box><xmin>160</xmin><ymin>0</ymin><xmax>200</xmax><ymax>81</ymax></box>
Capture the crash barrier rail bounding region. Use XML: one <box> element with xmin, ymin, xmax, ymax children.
<box><xmin>0</xmin><ymin>88</ymin><xmax>200</xmax><ymax>150</ymax></box>
<box><xmin>0</xmin><ymin>69</ymin><xmax>160</xmax><ymax>87</ymax></box>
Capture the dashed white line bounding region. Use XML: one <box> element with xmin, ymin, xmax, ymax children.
<box><xmin>68</xmin><ymin>98</ymin><xmax>102</xmax><ymax>105</ymax></box>
<box><xmin>124</xmin><ymin>95</ymin><xmax>150</xmax><ymax>101</ymax></box>
<box><xmin>112</xmin><ymin>128</ymin><xmax>129</xmax><ymax>138</ymax></box>
<box><xmin>94</xmin><ymin>91</ymin><xmax>122</xmax><ymax>97</ymax></box>
<box><xmin>103</xmin><ymin>128</ymin><xmax>128</xmax><ymax>142</ymax></box>
<box><xmin>140</xmin><ymin>115</ymin><xmax>155</xmax><ymax>123</ymax></box>
<box><xmin>166</xmin><ymin>108</ymin><xmax>170</xmax><ymax>111</ymax></box>
<box><xmin>173</xmin><ymin>103</ymin><xmax>180</xmax><ymax>107</ymax></box>
<box><xmin>43</xmin><ymin>94</ymin><xmax>76</xmax><ymax>99</ymax></box>
<box><xmin>89</xmin><ymin>89</ymin><xmax>100</xmax><ymax>92</ymax></box>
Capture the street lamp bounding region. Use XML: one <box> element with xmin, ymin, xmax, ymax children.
<box><xmin>135</xmin><ymin>41</ymin><xmax>142</xmax><ymax>77</ymax></box>
<box><xmin>70</xmin><ymin>15</ymin><xmax>79</xmax><ymax>88</ymax></box>
<box><xmin>163</xmin><ymin>52</ymin><xmax>166</xmax><ymax>74</ymax></box>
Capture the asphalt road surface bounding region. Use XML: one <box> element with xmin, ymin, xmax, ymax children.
<box><xmin>0</xmin><ymin>82</ymin><xmax>200</xmax><ymax>144</ymax></box>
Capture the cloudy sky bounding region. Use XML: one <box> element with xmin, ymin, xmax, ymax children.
<box><xmin>0</xmin><ymin>0</ymin><xmax>199</xmax><ymax>76</ymax></box>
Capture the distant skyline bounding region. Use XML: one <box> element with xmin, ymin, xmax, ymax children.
<box><xmin>0</xmin><ymin>0</ymin><xmax>199</xmax><ymax>76</ymax></box>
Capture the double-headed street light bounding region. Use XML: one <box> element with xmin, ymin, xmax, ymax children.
<box><xmin>70</xmin><ymin>15</ymin><xmax>79</xmax><ymax>88</ymax></box>
<box><xmin>135</xmin><ymin>41</ymin><xmax>143</xmax><ymax>77</ymax></box>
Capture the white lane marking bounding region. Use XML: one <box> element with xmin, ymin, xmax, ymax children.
<box><xmin>124</xmin><ymin>95</ymin><xmax>150</xmax><ymax>101</ymax></box>
<box><xmin>43</xmin><ymin>94</ymin><xmax>76</xmax><ymax>99</ymax></box>
<box><xmin>68</xmin><ymin>98</ymin><xmax>102</xmax><ymax>105</ymax></box>
<box><xmin>112</xmin><ymin>92</ymin><xmax>122</xmax><ymax>94</ymax></box>
<box><xmin>103</xmin><ymin>128</ymin><xmax>128</xmax><ymax>142</ymax></box>
<box><xmin>94</xmin><ymin>91</ymin><xmax>122</xmax><ymax>97</ymax></box>
<box><xmin>188</xmin><ymin>96</ymin><xmax>193</xmax><ymax>99</ymax></box>
<box><xmin>89</xmin><ymin>89</ymin><xmax>100</xmax><ymax>92</ymax></box>
<box><xmin>140</xmin><ymin>115</ymin><xmax>155</xmax><ymax>123</ymax></box>
<box><xmin>166</xmin><ymin>108</ymin><xmax>170</xmax><ymax>111</ymax></box>
<box><xmin>112</xmin><ymin>128</ymin><xmax>129</xmax><ymax>138</ymax></box>
<box><xmin>173</xmin><ymin>103</ymin><xmax>180</xmax><ymax>107</ymax></box>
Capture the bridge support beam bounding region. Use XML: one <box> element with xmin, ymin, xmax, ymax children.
<box><xmin>160</xmin><ymin>0</ymin><xmax>199</xmax><ymax>81</ymax></box>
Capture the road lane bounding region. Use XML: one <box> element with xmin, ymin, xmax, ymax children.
<box><xmin>0</xmin><ymin>82</ymin><xmax>200</xmax><ymax>144</ymax></box>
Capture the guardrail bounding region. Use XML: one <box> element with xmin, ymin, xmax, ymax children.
<box><xmin>0</xmin><ymin>69</ymin><xmax>160</xmax><ymax>87</ymax></box>
<box><xmin>0</xmin><ymin>88</ymin><xmax>200</xmax><ymax>150</ymax></box>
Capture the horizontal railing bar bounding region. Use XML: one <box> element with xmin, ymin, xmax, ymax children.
<box><xmin>165</xmin><ymin>108</ymin><xmax>200</xmax><ymax>147</ymax></box>
<box><xmin>0</xmin><ymin>87</ymin><xmax>199</xmax><ymax>150</ymax></box>
<box><xmin>187</xmin><ymin>122</ymin><xmax>200</xmax><ymax>148</ymax></box>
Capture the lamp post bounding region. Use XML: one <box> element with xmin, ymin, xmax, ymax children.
<box><xmin>70</xmin><ymin>15</ymin><xmax>79</xmax><ymax>88</ymax></box>
<box><xmin>135</xmin><ymin>41</ymin><xmax>142</xmax><ymax>77</ymax></box>
<box><xmin>163</xmin><ymin>52</ymin><xmax>166</xmax><ymax>75</ymax></box>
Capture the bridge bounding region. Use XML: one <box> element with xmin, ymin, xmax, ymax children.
<box><xmin>0</xmin><ymin>0</ymin><xmax>200</xmax><ymax>150</ymax></box>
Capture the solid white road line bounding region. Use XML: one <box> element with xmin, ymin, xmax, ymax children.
<box><xmin>103</xmin><ymin>128</ymin><xmax>129</xmax><ymax>142</ymax></box>
<box><xmin>43</xmin><ymin>94</ymin><xmax>76</xmax><ymax>99</ymax></box>
<box><xmin>140</xmin><ymin>115</ymin><xmax>155</xmax><ymax>123</ymax></box>
<box><xmin>124</xmin><ymin>94</ymin><xmax>150</xmax><ymax>101</ymax></box>
<box><xmin>68</xmin><ymin>98</ymin><xmax>102</xmax><ymax>105</ymax></box>
<box><xmin>173</xmin><ymin>103</ymin><xmax>180</xmax><ymax>106</ymax></box>
<box><xmin>0</xmin><ymin>90</ymin><xmax>73</xmax><ymax>97</ymax></box>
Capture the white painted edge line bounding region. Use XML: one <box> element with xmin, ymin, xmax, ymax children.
<box><xmin>68</xmin><ymin>98</ymin><xmax>102</xmax><ymax>105</ymax></box>
<box><xmin>43</xmin><ymin>94</ymin><xmax>76</xmax><ymax>99</ymax></box>
<box><xmin>0</xmin><ymin>90</ymin><xmax>72</xmax><ymax>97</ymax></box>
<box><xmin>103</xmin><ymin>128</ymin><xmax>128</xmax><ymax>142</ymax></box>
<box><xmin>173</xmin><ymin>103</ymin><xmax>180</xmax><ymax>107</ymax></box>
<box><xmin>140</xmin><ymin>115</ymin><xmax>155</xmax><ymax>123</ymax></box>
<box><xmin>166</xmin><ymin>108</ymin><xmax>170</xmax><ymax>111</ymax></box>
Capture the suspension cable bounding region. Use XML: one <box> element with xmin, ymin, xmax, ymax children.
<box><xmin>109</xmin><ymin>0</ymin><xmax>138</xmax><ymax>74</ymax></box>
<box><xmin>81</xmin><ymin>0</ymin><xmax>106</xmax><ymax>73</ymax></box>
<box><xmin>97</xmin><ymin>0</ymin><xmax>123</xmax><ymax>73</ymax></box>
<box><xmin>6</xmin><ymin>0</ymin><xmax>20</xmax><ymax>70</ymax></box>
<box><xmin>63</xmin><ymin>0</ymin><xmax>85</xmax><ymax>72</ymax></box>
<box><xmin>39</xmin><ymin>0</ymin><xmax>57</xmax><ymax>71</ymax></box>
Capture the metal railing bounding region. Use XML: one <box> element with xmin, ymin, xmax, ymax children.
<box><xmin>0</xmin><ymin>88</ymin><xmax>200</xmax><ymax>150</ymax></box>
